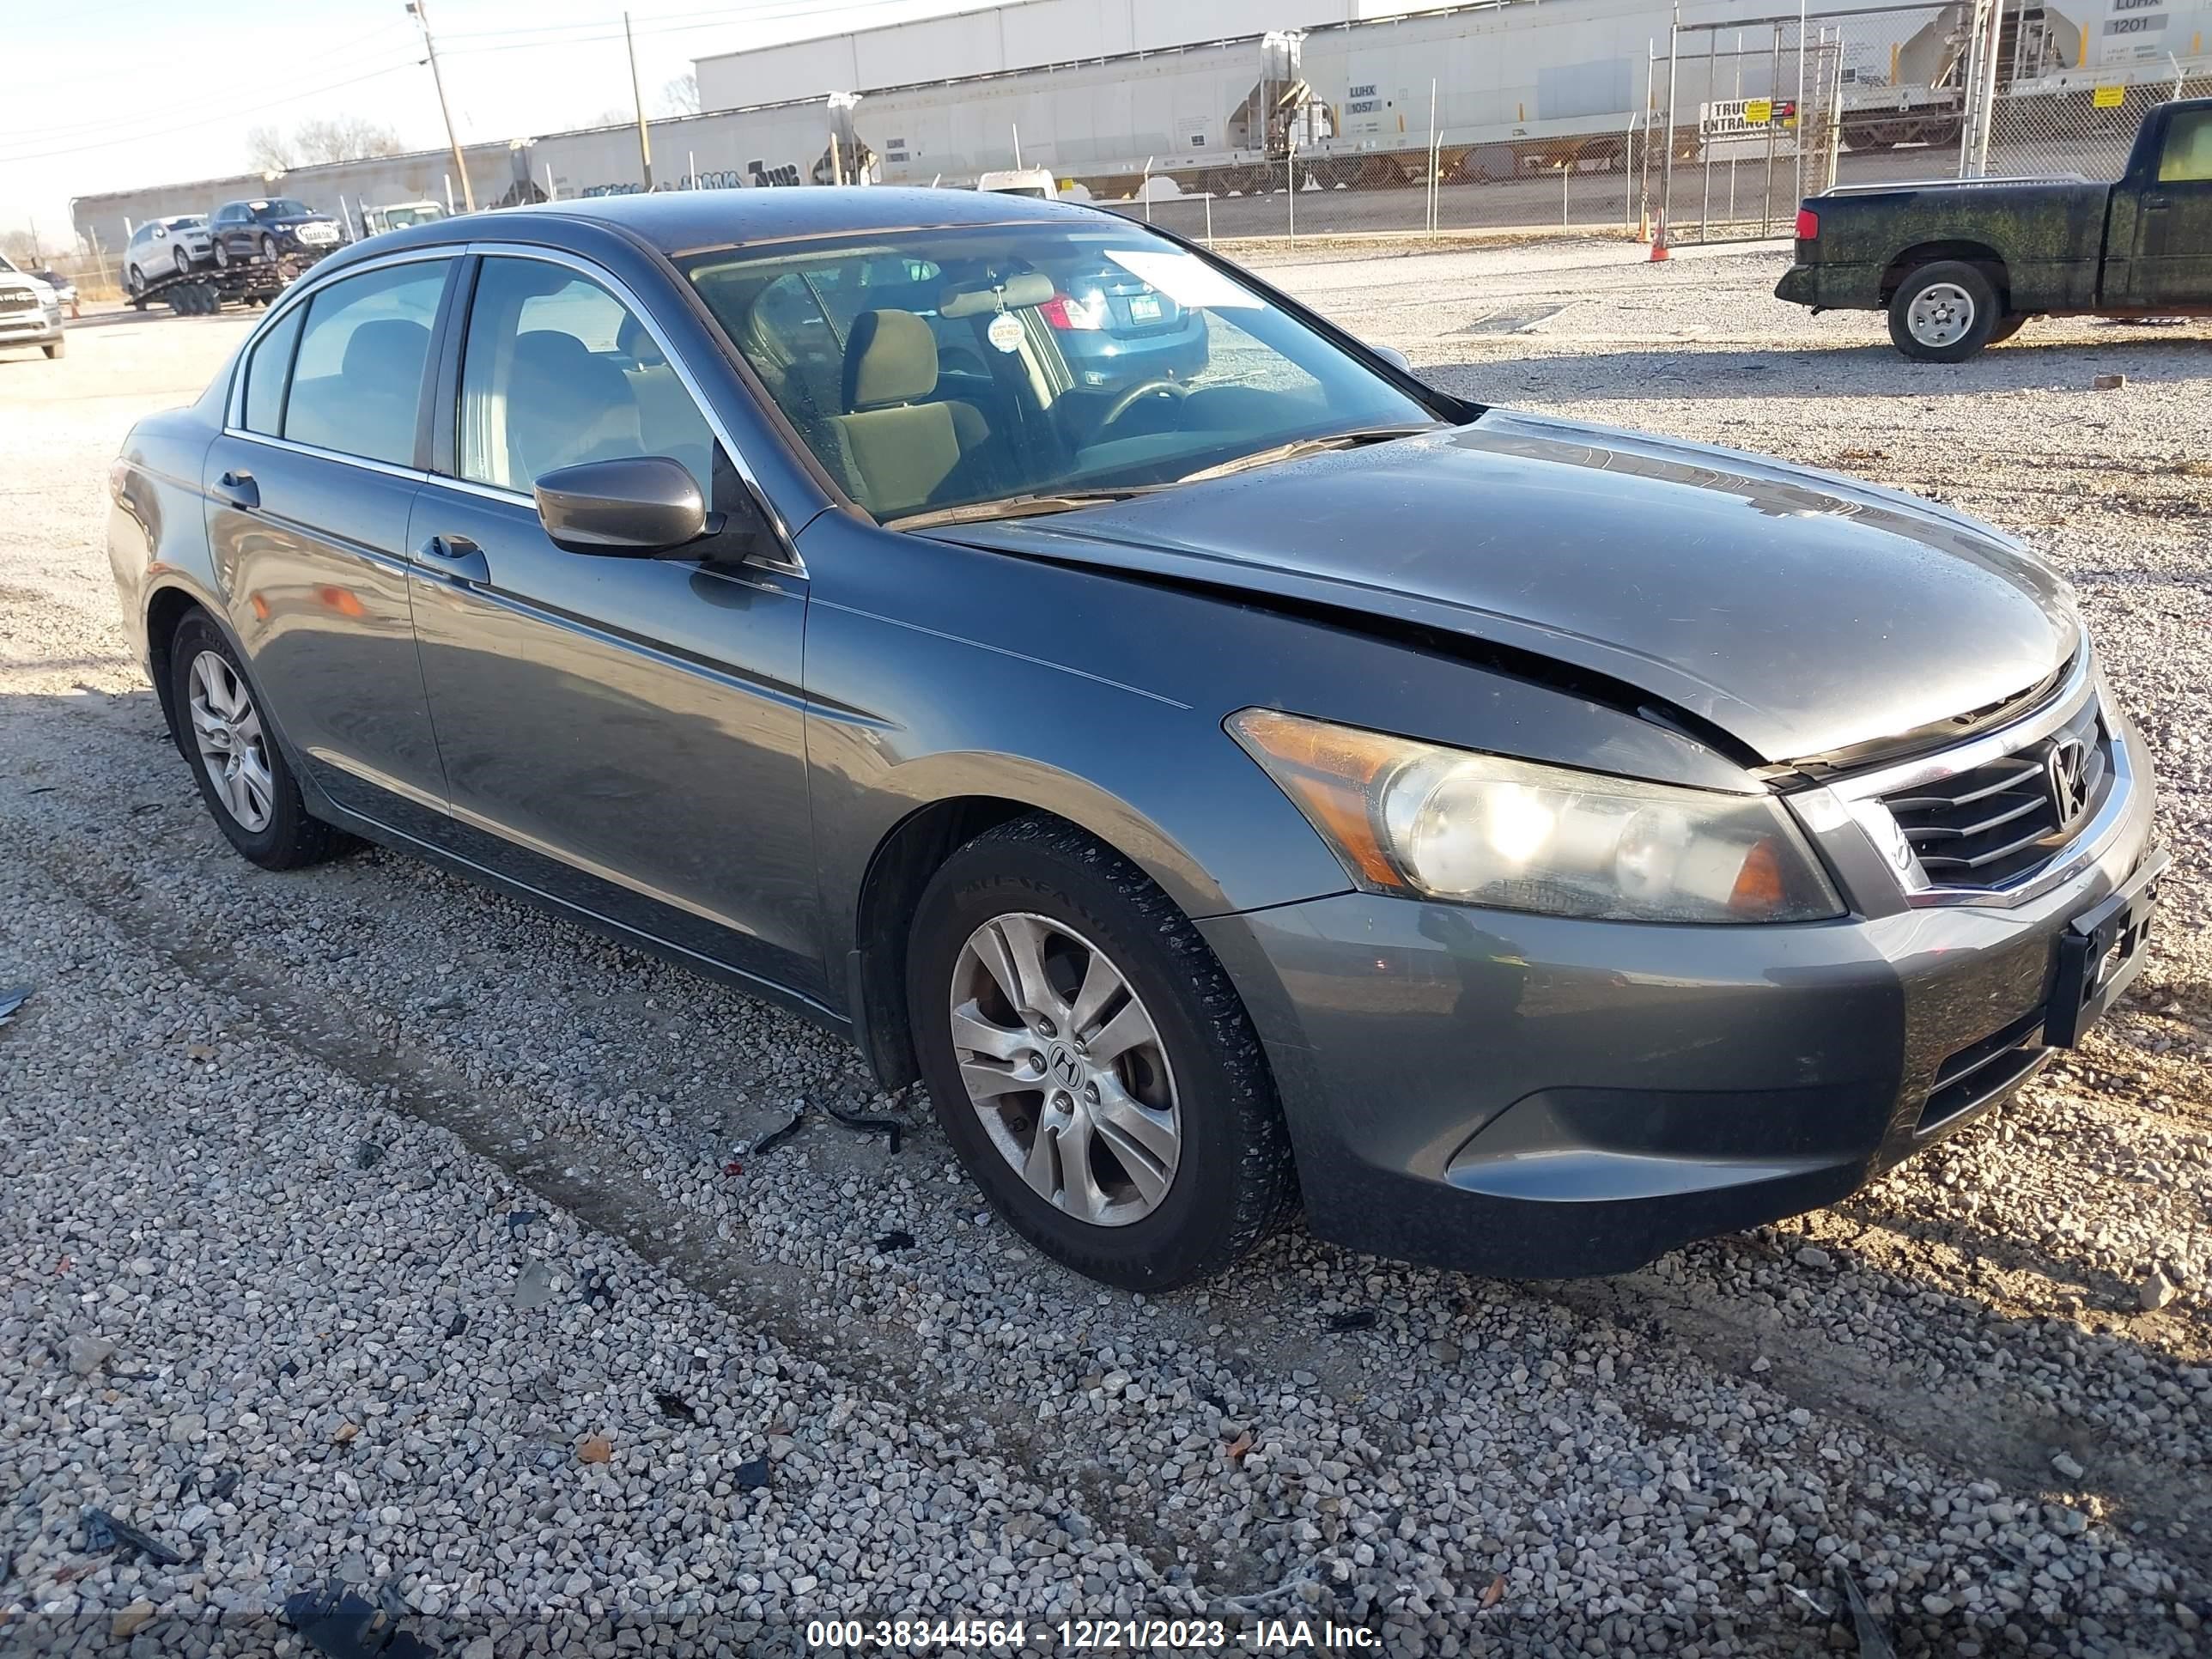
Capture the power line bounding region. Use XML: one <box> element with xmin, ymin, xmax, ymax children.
<box><xmin>0</xmin><ymin>58</ymin><xmax>424</xmax><ymax>167</ymax></box>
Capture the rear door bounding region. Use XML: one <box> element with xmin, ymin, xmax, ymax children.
<box><xmin>404</xmin><ymin>248</ymin><xmax>822</xmax><ymax>996</ymax></box>
<box><xmin>203</xmin><ymin>252</ymin><xmax>458</xmax><ymax>834</ymax></box>
<box><xmin>2125</xmin><ymin>106</ymin><xmax>2212</xmax><ymax>307</ymax></box>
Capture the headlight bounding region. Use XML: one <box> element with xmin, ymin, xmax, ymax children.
<box><xmin>1229</xmin><ymin>708</ymin><xmax>1843</xmax><ymax>924</ymax></box>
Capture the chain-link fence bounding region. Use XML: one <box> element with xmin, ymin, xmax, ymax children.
<box><xmin>1984</xmin><ymin>64</ymin><xmax>2209</xmax><ymax>183</ymax></box>
<box><xmin>1097</xmin><ymin>138</ymin><xmax>1649</xmax><ymax>244</ymax></box>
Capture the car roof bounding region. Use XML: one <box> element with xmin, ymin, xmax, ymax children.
<box><xmin>358</xmin><ymin>186</ymin><xmax>1118</xmax><ymax>260</ymax></box>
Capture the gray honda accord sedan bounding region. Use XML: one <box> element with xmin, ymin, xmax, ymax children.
<box><xmin>106</xmin><ymin>190</ymin><xmax>2163</xmax><ymax>1289</ymax></box>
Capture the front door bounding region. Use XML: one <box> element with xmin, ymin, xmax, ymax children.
<box><xmin>206</xmin><ymin>252</ymin><xmax>456</xmax><ymax>833</ymax></box>
<box><xmin>406</xmin><ymin>252</ymin><xmax>822</xmax><ymax>998</ymax></box>
<box><xmin>2127</xmin><ymin>105</ymin><xmax>2212</xmax><ymax>308</ymax></box>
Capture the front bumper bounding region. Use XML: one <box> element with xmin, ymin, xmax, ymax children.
<box><xmin>1199</xmin><ymin>718</ymin><xmax>2160</xmax><ymax>1277</ymax></box>
<box><xmin>0</xmin><ymin>303</ymin><xmax>64</xmax><ymax>345</ymax></box>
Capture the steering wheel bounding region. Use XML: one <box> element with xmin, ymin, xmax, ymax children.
<box><xmin>1099</xmin><ymin>378</ymin><xmax>1190</xmax><ymax>431</ymax></box>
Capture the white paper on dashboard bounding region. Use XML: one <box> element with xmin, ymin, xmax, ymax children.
<box><xmin>1101</xmin><ymin>249</ymin><xmax>1264</xmax><ymax>309</ymax></box>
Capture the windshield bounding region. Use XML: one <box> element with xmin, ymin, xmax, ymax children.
<box><xmin>679</xmin><ymin>223</ymin><xmax>1438</xmax><ymax>523</ymax></box>
<box><xmin>254</xmin><ymin>199</ymin><xmax>313</xmax><ymax>221</ymax></box>
<box><xmin>167</xmin><ymin>216</ymin><xmax>203</xmax><ymax>230</ymax></box>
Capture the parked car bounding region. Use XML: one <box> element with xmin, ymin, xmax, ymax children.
<box><xmin>1778</xmin><ymin>97</ymin><xmax>2212</xmax><ymax>360</ymax></box>
<box><xmin>976</xmin><ymin>167</ymin><xmax>1060</xmax><ymax>199</ymax></box>
<box><xmin>106</xmin><ymin>191</ymin><xmax>2163</xmax><ymax>1289</ymax></box>
<box><xmin>0</xmin><ymin>252</ymin><xmax>64</xmax><ymax>359</ymax></box>
<box><xmin>207</xmin><ymin>198</ymin><xmax>344</xmax><ymax>268</ymax></box>
<box><xmin>123</xmin><ymin>215</ymin><xmax>213</xmax><ymax>295</ymax></box>
<box><xmin>32</xmin><ymin>266</ymin><xmax>80</xmax><ymax>317</ymax></box>
<box><xmin>361</xmin><ymin>199</ymin><xmax>447</xmax><ymax>237</ymax></box>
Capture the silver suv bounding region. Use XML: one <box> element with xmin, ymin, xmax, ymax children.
<box><xmin>124</xmin><ymin>216</ymin><xmax>213</xmax><ymax>295</ymax></box>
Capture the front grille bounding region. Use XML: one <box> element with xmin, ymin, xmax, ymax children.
<box><xmin>0</xmin><ymin>289</ymin><xmax>34</xmax><ymax>314</ymax></box>
<box><xmin>1880</xmin><ymin>695</ymin><xmax>2108</xmax><ymax>889</ymax></box>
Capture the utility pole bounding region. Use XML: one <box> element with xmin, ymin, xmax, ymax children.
<box><xmin>406</xmin><ymin>0</ymin><xmax>476</xmax><ymax>212</ymax></box>
<box><xmin>626</xmin><ymin>11</ymin><xmax>655</xmax><ymax>189</ymax></box>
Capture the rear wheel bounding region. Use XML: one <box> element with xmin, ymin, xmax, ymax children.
<box><xmin>1888</xmin><ymin>260</ymin><xmax>2001</xmax><ymax>362</ymax></box>
<box><xmin>907</xmin><ymin>816</ymin><xmax>1297</xmax><ymax>1289</ymax></box>
<box><xmin>169</xmin><ymin>612</ymin><xmax>348</xmax><ymax>870</ymax></box>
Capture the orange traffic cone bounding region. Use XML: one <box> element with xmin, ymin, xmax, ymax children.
<box><xmin>1650</xmin><ymin>210</ymin><xmax>1670</xmax><ymax>261</ymax></box>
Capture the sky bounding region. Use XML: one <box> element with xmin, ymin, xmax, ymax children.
<box><xmin>0</xmin><ymin>0</ymin><xmax>990</xmax><ymax>252</ymax></box>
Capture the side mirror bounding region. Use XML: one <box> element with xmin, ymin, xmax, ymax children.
<box><xmin>1374</xmin><ymin>345</ymin><xmax>1413</xmax><ymax>373</ymax></box>
<box><xmin>534</xmin><ymin>456</ymin><xmax>709</xmax><ymax>556</ymax></box>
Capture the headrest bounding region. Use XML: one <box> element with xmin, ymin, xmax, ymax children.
<box><xmin>342</xmin><ymin>318</ymin><xmax>429</xmax><ymax>387</ymax></box>
<box><xmin>843</xmin><ymin>309</ymin><xmax>938</xmax><ymax>410</ymax></box>
<box><xmin>617</xmin><ymin>311</ymin><xmax>664</xmax><ymax>366</ymax></box>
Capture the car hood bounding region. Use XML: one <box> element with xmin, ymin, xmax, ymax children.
<box><xmin>938</xmin><ymin>410</ymin><xmax>2077</xmax><ymax>764</ymax></box>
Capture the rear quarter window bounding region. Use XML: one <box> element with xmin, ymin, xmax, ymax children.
<box><xmin>2158</xmin><ymin>109</ymin><xmax>2212</xmax><ymax>183</ymax></box>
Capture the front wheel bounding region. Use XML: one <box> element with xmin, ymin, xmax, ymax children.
<box><xmin>43</xmin><ymin>337</ymin><xmax>64</xmax><ymax>360</ymax></box>
<box><xmin>259</xmin><ymin>233</ymin><xmax>278</xmax><ymax>261</ymax></box>
<box><xmin>173</xmin><ymin>246</ymin><xmax>191</xmax><ymax>276</ymax></box>
<box><xmin>213</xmin><ymin>240</ymin><xmax>229</xmax><ymax>270</ymax></box>
<box><xmin>169</xmin><ymin>612</ymin><xmax>348</xmax><ymax>870</ymax></box>
<box><xmin>1888</xmin><ymin>260</ymin><xmax>2001</xmax><ymax>362</ymax></box>
<box><xmin>907</xmin><ymin>817</ymin><xmax>1297</xmax><ymax>1289</ymax></box>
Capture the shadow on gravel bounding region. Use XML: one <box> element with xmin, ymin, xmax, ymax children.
<box><xmin>1419</xmin><ymin>329</ymin><xmax>2212</xmax><ymax>401</ymax></box>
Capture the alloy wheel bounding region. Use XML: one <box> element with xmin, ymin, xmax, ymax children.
<box><xmin>947</xmin><ymin>912</ymin><xmax>1182</xmax><ymax>1227</ymax></box>
<box><xmin>1907</xmin><ymin>282</ymin><xmax>1975</xmax><ymax>349</ymax></box>
<box><xmin>186</xmin><ymin>651</ymin><xmax>275</xmax><ymax>832</ymax></box>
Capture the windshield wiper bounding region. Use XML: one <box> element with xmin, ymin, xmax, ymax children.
<box><xmin>1176</xmin><ymin>423</ymin><xmax>1444</xmax><ymax>485</ymax></box>
<box><xmin>889</xmin><ymin>487</ymin><xmax>1164</xmax><ymax>531</ymax></box>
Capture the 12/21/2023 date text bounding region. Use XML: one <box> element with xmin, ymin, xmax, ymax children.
<box><xmin>805</xmin><ymin>1618</ymin><xmax>1381</xmax><ymax>1651</ymax></box>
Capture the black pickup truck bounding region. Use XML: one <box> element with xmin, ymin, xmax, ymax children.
<box><xmin>1776</xmin><ymin>98</ymin><xmax>2212</xmax><ymax>361</ymax></box>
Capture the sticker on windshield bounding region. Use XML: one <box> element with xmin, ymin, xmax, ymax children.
<box><xmin>987</xmin><ymin>311</ymin><xmax>1024</xmax><ymax>353</ymax></box>
<box><xmin>1102</xmin><ymin>249</ymin><xmax>1262</xmax><ymax>310</ymax></box>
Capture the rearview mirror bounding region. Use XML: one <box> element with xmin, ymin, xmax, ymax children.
<box><xmin>534</xmin><ymin>456</ymin><xmax>708</xmax><ymax>556</ymax></box>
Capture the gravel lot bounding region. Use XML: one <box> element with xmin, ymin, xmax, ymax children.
<box><xmin>2</xmin><ymin>244</ymin><xmax>2208</xmax><ymax>1657</ymax></box>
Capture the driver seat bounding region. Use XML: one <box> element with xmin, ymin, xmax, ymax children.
<box><xmin>822</xmin><ymin>309</ymin><xmax>986</xmax><ymax>516</ymax></box>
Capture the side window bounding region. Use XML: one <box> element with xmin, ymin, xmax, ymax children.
<box><xmin>281</xmin><ymin>261</ymin><xmax>447</xmax><ymax>467</ymax></box>
<box><xmin>458</xmin><ymin>256</ymin><xmax>714</xmax><ymax>496</ymax></box>
<box><xmin>241</xmin><ymin>303</ymin><xmax>306</xmax><ymax>435</ymax></box>
<box><xmin>2159</xmin><ymin>109</ymin><xmax>2212</xmax><ymax>184</ymax></box>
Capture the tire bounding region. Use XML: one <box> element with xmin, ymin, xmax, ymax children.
<box><xmin>1888</xmin><ymin>260</ymin><xmax>2001</xmax><ymax>362</ymax></box>
<box><xmin>1987</xmin><ymin>315</ymin><xmax>2028</xmax><ymax>345</ymax></box>
<box><xmin>168</xmin><ymin>611</ymin><xmax>348</xmax><ymax>871</ymax></box>
<box><xmin>214</xmin><ymin>240</ymin><xmax>229</xmax><ymax>270</ymax></box>
<box><xmin>43</xmin><ymin>337</ymin><xmax>64</xmax><ymax>360</ymax></box>
<box><xmin>173</xmin><ymin>246</ymin><xmax>190</xmax><ymax>276</ymax></box>
<box><xmin>906</xmin><ymin>815</ymin><xmax>1297</xmax><ymax>1290</ymax></box>
<box><xmin>259</xmin><ymin>234</ymin><xmax>277</xmax><ymax>261</ymax></box>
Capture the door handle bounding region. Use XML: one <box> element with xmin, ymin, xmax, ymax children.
<box><xmin>416</xmin><ymin>533</ymin><xmax>490</xmax><ymax>587</ymax></box>
<box><xmin>213</xmin><ymin>469</ymin><xmax>258</xmax><ymax>510</ymax></box>
<box><xmin>2142</xmin><ymin>193</ymin><xmax>2171</xmax><ymax>210</ymax></box>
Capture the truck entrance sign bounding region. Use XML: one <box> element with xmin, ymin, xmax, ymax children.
<box><xmin>1699</xmin><ymin>98</ymin><xmax>1797</xmax><ymax>137</ymax></box>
